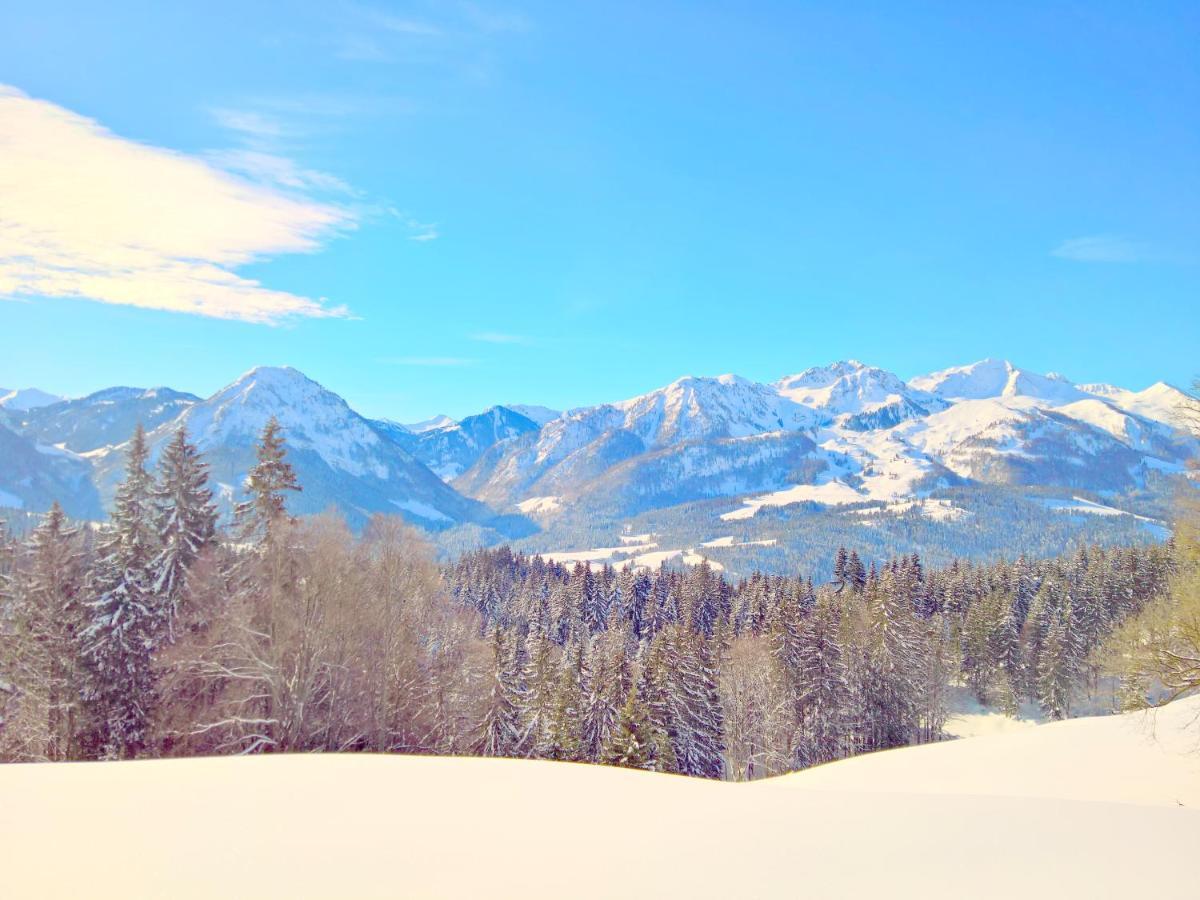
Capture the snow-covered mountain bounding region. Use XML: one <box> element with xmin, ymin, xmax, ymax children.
<box><xmin>83</xmin><ymin>367</ymin><xmax>492</xmax><ymax>531</ymax></box>
<box><xmin>0</xmin><ymin>387</ymin><xmax>63</xmax><ymax>411</ymax></box>
<box><xmin>507</xmin><ymin>404</ymin><xmax>561</xmax><ymax>426</ymax></box>
<box><xmin>456</xmin><ymin>374</ymin><xmax>821</xmax><ymax>509</ymax></box>
<box><xmin>775</xmin><ymin>359</ymin><xmax>946</xmax><ymax>430</ymax></box>
<box><xmin>911</xmin><ymin>358</ymin><xmax>1087</xmax><ymax>405</ymax></box>
<box><xmin>0</xmin><ymin>418</ymin><xmax>102</xmax><ymax>518</ymax></box>
<box><xmin>459</xmin><ymin>359</ymin><xmax>1197</xmax><ymax>528</ymax></box>
<box><xmin>12</xmin><ymin>386</ymin><xmax>199</xmax><ymax>454</ymax></box>
<box><xmin>1</xmin><ymin>360</ymin><xmax>1194</xmax><ymax>562</ymax></box>
<box><xmin>385</xmin><ymin>406</ymin><xmax>541</xmax><ymax>481</ymax></box>
<box><xmin>404</xmin><ymin>414</ymin><xmax>456</xmax><ymax>434</ymax></box>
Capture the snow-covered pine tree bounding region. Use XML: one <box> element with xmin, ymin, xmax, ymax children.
<box><xmin>779</xmin><ymin>594</ymin><xmax>850</xmax><ymax>767</ymax></box>
<box><xmin>479</xmin><ymin>627</ymin><xmax>528</xmax><ymax>757</ymax></box>
<box><xmin>602</xmin><ymin>683</ymin><xmax>655</xmax><ymax>770</ymax></box>
<box><xmin>543</xmin><ymin>635</ymin><xmax>585</xmax><ymax>761</ymax></box>
<box><xmin>1037</xmin><ymin>606</ymin><xmax>1076</xmax><ymax>719</ymax></box>
<box><xmin>663</xmin><ymin>625</ymin><xmax>725</xmax><ymax>779</ymax></box>
<box><xmin>3</xmin><ymin>503</ymin><xmax>89</xmax><ymax>760</ymax></box>
<box><xmin>521</xmin><ymin>620</ymin><xmax>558</xmax><ymax>755</ymax></box>
<box><xmin>150</xmin><ymin>425</ymin><xmax>217</xmax><ymax>639</ymax></box>
<box><xmin>580</xmin><ymin>626</ymin><xmax>626</xmax><ymax>761</ymax></box>
<box><xmin>234</xmin><ymin>416</ymin><xmax>301</xmax><ymax>544</ymax></box>
<box><xmin>81</xmin><ymin>424</ymin><xmax>160</xmax><ymax>759</ymax></box>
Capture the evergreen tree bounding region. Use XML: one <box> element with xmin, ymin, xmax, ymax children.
<box><xmin>150</xmin><ymin>425</ymin><xmax>217</xmax><ymax>638</ymax></box>
<box><xmin>479</xmin><ymin>628</ymin><xmax>528</xmax><ymax>757</ymax></box>
<box><xmin>5</xmin><ymin>504</ymin><xmax>89</xmax><ymax>760</ymax></box>
<box><xmin>602</xmin><ymin>683</ymin><xmax>655</xmax><ymax>770</ymax></box>
<box><xmin>81</xmin><ymin>425</ymin><xmax>160</xmax><ymax>759</ymax></box>
<box><xmin>235</xmin><ymin>417</ymin><xmax>301</xmax><ymax>544</ymax></box>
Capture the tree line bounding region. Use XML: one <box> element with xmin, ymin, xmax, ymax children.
<box><xmin>0</xmin><ymin>419</ymin><xmax>1185</xmax><ymax>778</ymax></box>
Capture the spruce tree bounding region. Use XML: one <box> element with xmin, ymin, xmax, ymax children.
<box><xmin>151</xmin><ymin>425</ymin><xmax>217</xmax><ymax>638</ymax></box>
<box><xmin>82</xmin><ymin>425</ymin><xmax>160</xmax><ymax>759</ymax></box>
<box><xmin>602</xmin><ymin>684</ymin><xmax>655</xmax><ymax>770</ymax></box>
<box><xmin>235</xmin><ymin>417</ymin><xmax>301</xmax><ymax>544</ymax></box>
<box><xmin>480</xmin><ymin>628</ymin><xmax>528</xmax><ymax>757</ymax></box>
<box><xmin>7</xmin><ymin>504</ymin><xmax>89</xmax><ymax>760</ymax></box>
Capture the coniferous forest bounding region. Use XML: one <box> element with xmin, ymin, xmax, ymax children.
<box><xmin>0</xmin><ymin>419</ymin><xmax>1179</xmax><ymax>778</ymax></box>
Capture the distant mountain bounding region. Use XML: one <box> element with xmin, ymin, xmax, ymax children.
<box><xmin>117</xmin><ymin>367</ymin><xmax>492</xmax><ymax>531</ymax></box>
<box><xmin>1</xmin><ymin>359</ymin><xmax>1195</xmax><ymax>572</ymax></box>
<box><xmin>775</xmin><ymin>360</ymin><xmax>945</xmax><ymax>430</ymax></box>
<box><xmin>404</xmin><ymin>414</ymin><xmax>456</xmax><ymax>434</ymax></box>
<box><xmin>456</xmin><ymin>374</ymin><xmax>819</xmax><ymax>509</ymax></box>
<box><xmin>0</xmin><ymin>418</ymin><xmax>102</xmax><ymax>518</ymax></box>
<box><xmin>13</xmin><ymin>386</ymin><xmax>199</xmax><ymax>453</ymax></box>
<box><xmin>911</xmin><ymin>358</ymin><xmax>1087</xmax><ymax>405</ymax></box>
<box><xmin>507</xmin><ymin>404</ymin><xmax>560</xmax><ymax>426</ymax></box>
<box><xmin>0</xmin><ymin>387</ymin><xmax>63</xmax><ymax>411</ymax></box>
<box><xmin>459</xmin><ymin>359</ymin><xmax>1197</xmax><ymax>529</ymax></box>
<box><xmin>394</xmin><ymin>406</ymin><xmax>541</xmax><ymax>481</ymax></box>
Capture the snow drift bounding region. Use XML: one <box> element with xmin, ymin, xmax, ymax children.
<box><xmin>1</xmin><ymin>696</ymin><xmax>1197</xmax><ymax>899</ymax></box>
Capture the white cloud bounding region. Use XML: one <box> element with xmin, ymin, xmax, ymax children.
<box><xmin>1052</xmin><ymin>236</ymin><xmax>1154</xmax><ymax>263</ymax></box>
<box><xmin>0</xmin><ymin>85</ymin><xmax>354</xmax><ymax>323</ymax></box>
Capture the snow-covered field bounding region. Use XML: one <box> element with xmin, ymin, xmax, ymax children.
<box><xmin>1</xmin><ymin>697</ymin><xmax>1197</xmax><ymax>899</ymax></box>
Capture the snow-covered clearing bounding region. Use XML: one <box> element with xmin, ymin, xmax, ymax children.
<box><xmin>516</xmin><ymin>495</ymin><xmax>562</xmax><ymax>515</ymax></box>
<box><xmin>619</xmin><ymin>532</ymin><xmax>654</xmax><ymax>544</ymax></box>
<box><xmin>539</xmin><ymin>541</ymin><xmax>724</xmax><ymax>572</ymax></box>
<box><xmin>850</xmin><ymin>498</ymin><xmax>970</xmax><ymax>522</ymax></box>
<box><xmin>1038</xmin><ymin>495</ymin><xmax>1170</xmax><ymax>538</ymax></box>
<box><xmin>721</xmin><ymin>479</ymin><xmax>865</xmax><ymax>520</ymax></box>
<box><xmin>1</xmin><ymin>697</ymin><xmax>1196</xmax><ymax>898</ymax></box>
<box><xmin>388</xmin><ymin>499</ymin><xmax>452</xmax><ymax>524</ymax></box>
<box><xmin>701</xmin><ymin>536</ymin><xmax>778</xmax><ymax>548</ymax></box>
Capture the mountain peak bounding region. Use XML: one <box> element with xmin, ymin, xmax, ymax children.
<box><xmin>0</xmin><ymin>387</ymin><xmax>64</xmax><ymax>411</ymax></box>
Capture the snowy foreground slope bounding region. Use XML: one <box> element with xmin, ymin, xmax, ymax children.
<box><xmin>2</xmin><ymin>698</ymin><xmax>1198</xmax><ymax>899</ymax></box>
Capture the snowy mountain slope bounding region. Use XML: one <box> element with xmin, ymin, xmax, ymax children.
<box><xmin>1080</xmin><ymin>380</ymin><xmax>1197</xmax><ymax>431</ymax></box>
<box><xmin>0</xmin><ymin>387</ymin><xmax>63</xmax><ymax>411</ymax></box>
<box><xmin>776</xmin><ymin>359</ymin><xmax>945</xmax><ymax>428</ymax></box>
<box><xmin>404</xmin><ymin>413</ymin><xmax>455</xmax><ymax>433</ymax></box>
<box><xmin>507</xmin><ymin>404</ymin><xmax>560</xmax><ymax>426</ymax></box>
<box><xmin>0</xmin><ymin>419</ymin><xmax>103</xmax><ymax>519</ymax></box>
<box><xmin>90</xmin><ymin>367</ymin><xmax>492</xmax><ymax>531</ymax></box>
<box><xmin>381</xmin><ymin>406</ymin><xmax>541</xmax><ymax>481</ymax></box>
<box><xmin>910</xmin><ymin>358</ymin><xmax>1088</xmax><ymax>405</ymax></box>
<box><xmin>1</xmin><ymin>359</ymin><xmax>1193</xmax><ymax>560</ymax></box>
<box><xmin>13</xmin><ymin>386</ymin><xmax>199</xmax><ymax>454</ymax></box>
<box><xmin>2</xmin><ymin>697</ymin><xmax>1196</xmax><ymax>899</ymax></box>
<box><xmin>458</xmin><ymin>375</ymin><xmax>819</xmax><ymax>507</ymax></box>
<box><xmin>463</xmin><ymin>358</ymin><xmax>1194</xmax><ymax>527</ymax></box>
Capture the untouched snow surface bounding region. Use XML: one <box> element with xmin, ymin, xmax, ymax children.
<box><xmin>1</xmin><ymin>698</ymin><xmax>1197</xmax><ymax>898</ymax></box>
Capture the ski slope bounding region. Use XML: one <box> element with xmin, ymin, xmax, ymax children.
<box><xmin>1</xmin><ymin>697</ymin><xmax>1197</xmax><ymax>899</ymax></box>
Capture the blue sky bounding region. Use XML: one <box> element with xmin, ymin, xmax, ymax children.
<box><xmin>1</xmin><ymin>1</ymin><xmax>1197</xmax><ymax>420</ymax></box>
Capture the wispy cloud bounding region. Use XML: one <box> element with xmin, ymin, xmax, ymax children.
<box><xmin>470</xmin><ymin>331</ymin><xmax>529</xmax><ymax>344</ymax></box>
<box><xmin>1052</xmin><ymin>235</ymin><xmax>1158</xmax><ymax>264</ymax></box>
<box><xmin>406</xmin><ymin>222</ymin><xmax>439</xmax><ymax>242</ymax></box>
<box><xmin>334</xmin><ymin>2</ymin><xmax>531</xmax><ymax>66</ymax></box>
<box><xmin>209</xmin><ymin>107</ymin><xmax>292</xmax><ymax>141</ymax></box>
<box><xmin>0</xmin><ymin>85</ymin><xmax>353</xmax><ymax>323</ymax></box>
<box><xmin>365</xmin><ymin>9</ymin><xmax>443</xmax><ymax>37</ymax></box>
<box><xmin>381</xmin><ymin>356</ymin><xmax>478</xmax><ymax>366</ymax></box>
<box><xmin>209</xmin><ymin>148</ymin><xmax>356</xmax><ymax>194</ymax></box>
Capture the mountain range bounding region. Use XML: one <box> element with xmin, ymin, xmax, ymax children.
<box><xmin>1</xmin><ymin>359</ymin><xmax>1194</xmax><ymax>572</ymax></box>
